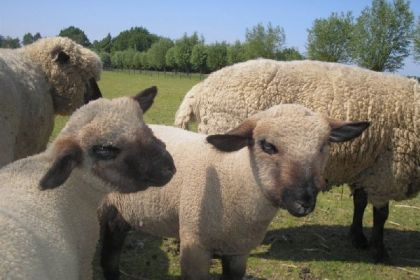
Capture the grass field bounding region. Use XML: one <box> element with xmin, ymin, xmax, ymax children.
<box><xmin>54</xmin><ymin>71</ymin><xmax>420</xmax><ymax>280</ymax></box>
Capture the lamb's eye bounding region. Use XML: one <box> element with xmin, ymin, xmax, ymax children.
<box><xmin>259</xmin><ymin>139</ymin><xmax>278</xmax><ymax>155</ymax></box>
<box><xmin>90</xmin><ymin>145</ymin><xmax>120</xmax><ymax>160</ymax></box>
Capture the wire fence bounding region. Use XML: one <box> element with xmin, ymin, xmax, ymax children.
<box><xmin>104</xmin><ymin>67</ymin><xmax>208</xmax><ymax>81</ymax></box>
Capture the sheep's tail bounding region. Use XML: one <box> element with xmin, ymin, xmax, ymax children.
<box><xmin>174</xmin><ymin>82</ymin><xmax>202</xmax><ymax>130</ymax></box>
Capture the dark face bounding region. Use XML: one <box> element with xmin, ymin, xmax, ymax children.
<box><xmin>89</xmin><ymin>129</ymin><xmax>176</xmax><ymax>193</ymax></box>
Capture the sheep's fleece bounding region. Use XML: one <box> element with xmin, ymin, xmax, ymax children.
<box><xmin>0</xmin><ymin>37</ymin><xmax>102</xmax><ymax>167</ymax></box>
<box><xmin>175</xmin><ymin>59</ymin><xmax>420</xmax><ymax>207</ymax></box>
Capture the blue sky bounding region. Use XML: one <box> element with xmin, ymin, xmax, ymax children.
<box><xmin>1</xmin><ymin>0</ymin><xmax>419</xmax><ymax>75</ymax></box>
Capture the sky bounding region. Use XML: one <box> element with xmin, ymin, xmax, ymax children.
<box><xmin>1</xmin><ymin>0</ymin><xmax>419</xmax><ymax>76</ymax></box>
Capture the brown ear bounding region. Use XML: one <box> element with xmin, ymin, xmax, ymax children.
<box><xmin>206</xmin><ymin>119</ymin><xmax>255</xmax><ymax>152</ymax></box>
<box><xmin>39</xmin><ymin>139</ymin><xmax>83</xmax><ymax>190</ymax></box>
<box><xmin>133</xmin><ymin>86</ymin><xmax>158</xmax><ymax>112</ymax></box>
<box><xmin>328</xmin><ymin>118</ymin><xmax>370</xmax><ymax>143</ymax></box>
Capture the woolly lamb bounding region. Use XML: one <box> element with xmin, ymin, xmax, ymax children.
<box><xmin>0</xmin><ymin>86</ymin><xmax>175</xmax><ymax>280</ymax></box>
<box><xmin>0</xmin><ymin>36</ymin><xmax>102</xmax><ymax>168</ymax></box>
<box><xmin>174</xmin><ymin>58</ymin><xmax>420</xmax><ymax>262</ymax></box>
<box><xmin>99</xmin><ymin>104</ymin><xmax>369</xmax><ymax>280</ymax></box>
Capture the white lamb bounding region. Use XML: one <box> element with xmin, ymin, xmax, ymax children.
<box><xmin>0</xmin><ymin>37</ymin><xmax>102</xmax><ymax>168</ymax></box>
<box><xmin>99</xmin><ymin>104</ymin><xmax>369</xmax><ymax>280</ymax></box>
<box><xmin>0</xmin><ymin>86</ymin><xmax>175</xmax><ymax>280</ymax></box>
<box><xmin>174</xmin><ymin>58</ymin><xmax>420</xmax><ymax>262</ymax></box>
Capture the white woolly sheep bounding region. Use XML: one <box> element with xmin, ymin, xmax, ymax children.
<box><xmin>0</xmin><ymin>87</ymin><xmax>175</xmax><ymax>280</ymax></box>
<box><xmin>174</xmin><ymin>58</ymin><xmax>420</xmax><ymax>262</ymax></box>
<box><xmin>0</xmin><ymin>36</ymin><xmax>103</xmax><ymax>168</ymax></box>
<box><xmin>99</xmin><ymin>104</ymin><xmax>369</xmax><ymax>280</ymax></box>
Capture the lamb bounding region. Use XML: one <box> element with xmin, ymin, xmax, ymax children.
<box><xmin>174</xmin><ymin>58</ymin><xmax>420</xmax><ymax>262</ymax></box>
<box><xmin>0</xmin><ymin>36</ymin><xmax>103</xmax><ymax>168</ymax></box>
<box><xmin>99</xmin><ymin>104</ymin><xmax>369</xmax><ymax>280</ymax></box>
<box><xmin>0</xmin><ymin>86</ymin><xmax>175</xmax><ymax>280</ymax></box>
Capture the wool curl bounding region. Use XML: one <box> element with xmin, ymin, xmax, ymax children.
<box><xmin>175</xmin><ymin>59</ymin><xmax>420</xmax><ymax>207</ymax></box>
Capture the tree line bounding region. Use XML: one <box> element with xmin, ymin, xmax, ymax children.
<box><xmin>1</xmin><ymin>0</ymin><xmax>419</xmax><ymax>74</ymax></box>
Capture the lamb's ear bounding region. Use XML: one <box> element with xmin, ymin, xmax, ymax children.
<box><xmin>328</xmin><ymin>119</ymin><xmax>370</xmax><ymax>143</ymax></box>
<box><xmin>39</xmin><ymin>139</ymin><xmax>83</xmax><ymax>190</ymax></box>
<box><xmin>207</xmin><ymin>120</ymin><xmax>255</xmax><ymax>152</ymax></box>
<box><xmin>53</xmin><ymin>50</ymin><xmax>70</xmax><ymax>64</ymax></box>
<box><xmin>133</xmin><ymin>86</ymin><xmax>158</xmax><ymax>113</ymax></box>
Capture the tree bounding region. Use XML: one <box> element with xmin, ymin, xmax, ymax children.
<box><xmin>22</xmin><ymin>32</ymin><xmax>41</xmax><ymax>46</ymax></box>
<box><xmin>306</xmin><ymin>12</ymin><xmax>354</xmax><ymax>62</ymax></box>
<box><xmin>147</xmin><ymin>38</ymin><xmax>174</xmax><ymax>71</ymax></box>
<box><xmin>59</xmin><ymin>26</ymin><xmax>91</xmax><ymax>46</ymax></box>
<box><xmin>173</xmin><ymin>33</ymin><xmax>201</xmax><ymax>73</ymax></box>
<box><xmin>244</xmin><ymin>22</ymin><xmax>285</xmax><ymax>59</ymax></box>
<box><xmin>111</xmin><ymin>27</ymin><xmax>158</xmax><ymax>52</ymax></box>
<box><xmin>92</xmin><ymin>33</ymin><xmax>112</xmax><ymax>53</ymax></box>
<box><xmin>117</xmin><ymin>49</ymin><xmax>137</xmax><ymax>69</ymax></box>
<box><xmin>414</xmin><ymin>16</ymin><xmax>420</xmax><ymax>62</ymax></box>
<box><xmin>206</xmin><ymin>42</ymin><xmax>228</xmax><ymax>72</ymax></box>
<box><xmin>165</xmin><ymin>47</ymin><xmax>178</xmax><ymax>71</ymax></box>
<box><xmin>0</xmin><ymin>36</ymin><xmax>20</xmax><ymax>48</ymax></box>
<box><xmin>22</xmin><ymin>33</ymin><xmax>34</xmax><ymax>46</ymax></box>
<box><xmin>351</xmin><ymin>0</ymin><xmax>414</xmax><ymax>72</ymax></box>
<box><xmin>111</xmin><ymin>51</ymin><xmax>124</xmax><ymax>68</ymax></box>
<box><xmin>227</xmin><ymin>40</ymin><xmax>246</xmax><ymax>65</ymax></box>
<box><xmin>33</xmin><ymin>32</ymin><xmax>41</xmax><ymax>41</ymax></box>
<box><xmin>98</xmin><ymin>52</ymin><xmax>111</xmax><ymax>68</ymax></box>
<box><xmin>277</xmin><ymin>47</ymin><xmax>304</xmax><ymax>61</ymax></box>
<box><xmin>190</xmin><ymin>44</ymin><xmax>208</xmax><ymax>73</ymax></box>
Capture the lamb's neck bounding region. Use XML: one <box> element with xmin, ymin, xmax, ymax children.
<box><xmin>225</xmin><ymin>148</ymin><xmax>278</xmax><ymax>222</ymax></box>
<box><xmin>64</xmin><ymin>168</ymin><xmax>112</xmax><ymax>211</ymax></box>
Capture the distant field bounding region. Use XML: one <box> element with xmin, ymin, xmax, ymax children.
<box><xmin>53</xmin><ymin>71</ymin><xmax>420</xmax><ymax>280</ymax></box>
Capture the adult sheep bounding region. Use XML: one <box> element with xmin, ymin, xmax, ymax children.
<box><xmin>0</xmin><ymin>36</ymin><xmax>102</xmax><ymax>168</ymax></box>
<box><xmin>175</xmin><ymin>58</ymin><xmax>420</xmax><ymax>262</ymax></box>
<box><xmin>100</xmin><ymin>104</ymin><xmax>369</xmax><ymax>280</ymax></box>
<box><xmin>0</xmin><ymin>86</ymin><xmax>175</xmax><ymax>279</ymax></box>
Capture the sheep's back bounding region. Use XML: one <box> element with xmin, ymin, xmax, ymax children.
<box><xmin>193</xmin><ymin>59</ymin><xmax>418</xmax><ymax>186</ymax></box>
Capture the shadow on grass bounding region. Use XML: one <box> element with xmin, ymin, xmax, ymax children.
<box><xmin>254</xmin><ymin>225</ymin><xmax>420</xmax><ymax>267</ymax></box>
<box><xmin>93</xmin><ymin>231</ymin><xmax>179</xmax><ymax>280</ymax></box>
<box><xmin>93</xmin><ymin>225</ymin><xmax>420</xmax><ymax>279</ymax></box>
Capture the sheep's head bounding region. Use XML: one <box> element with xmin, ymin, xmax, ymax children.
<box><xmin>39</xmin><ymin>86</ymin><xmax>175</xmax><ymax>193</ymax></box>
<box><xmin>207</xmin><ymin>104</ymin><xmax>370</xmax><ymax>217</ymax></box>
<box><xmin>22</xmin><ymin>37</ymin><xmax>103</xmax><ymax>115</ymax></box>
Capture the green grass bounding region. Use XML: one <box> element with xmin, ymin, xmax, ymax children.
<box><xmin>53</xmin><ymin>71</ymin><xmax>420</xmax><ymax>280</ymax></box>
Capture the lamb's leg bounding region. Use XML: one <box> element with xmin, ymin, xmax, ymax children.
<box><xmin>349</xmin><ymin>188</ymin><xmax>369</xmax><ymax>249</ymax></box>
<box><xmin>221</xmin><ymin>254</ymin><xmax>248</xmax><ymax>280</ymax></box>
<box><xmin>370</xmin><ymin>203</ymin><xmax>390</xmax><ymax>263</ymax></box>
<box><xmin>180</xmin><ymin>241</ymin><xmax>211</xmax><ymax>280</ymax></box>
<box><xmin>99</xmin><ymin>205</ymin><xmax>131</xmax><ymax>280</ymax></box>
